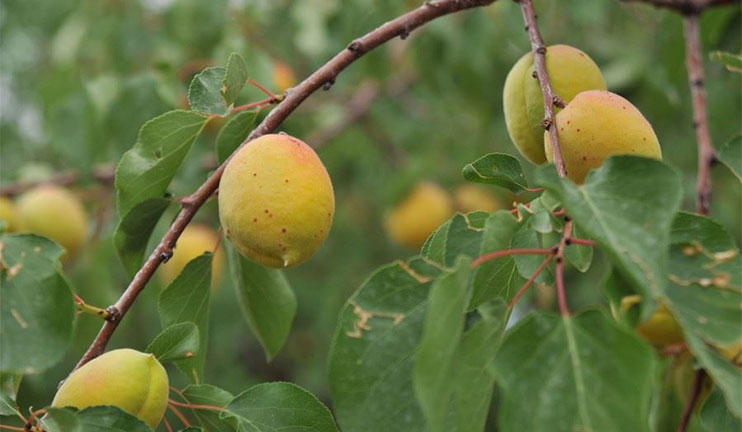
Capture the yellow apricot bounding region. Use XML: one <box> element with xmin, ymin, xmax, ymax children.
<box><xmin>718</xmin><ymin>340</ymin><xmax>742</xmax><ymax>367</ymax></box>
<box><xmin>545</xmin><ymin>90</ymin><xmax>662</xmax><ymax>184</ymax></box>
<box><xmin>273</xmin><ymin>60</ymin><xmax>296</xmax><ymax>93</ymax></box>
<box><xmin>0</xmin><ymin>197</ymin><xmax>20</xmax><ymax>232</ymax></box>
<box><xmin>504</xmin><ymin>45</ymin><xmax>606</xmax><ymax>164</ymax></box>
<box><xmin>158</xmin><ymin>224</ymin><xmax>225</xmax><ymax>288</ymax></box>
<box><xmin>52</xmin><ymin>349</ymin><xmax>169</xmax><ymax>429</ymax></box>
<box><xmin>636</xmin><ymin>303</ymin><xmax>685</xmax><ymax>348</ymax></box>
<box><xmin>16</xmin><ymin>185</ymin><xmax>88</xmax><ymax>258</ymax></box>
<box><xmin>384</xmin><ymin>181</ymin><xmax>453</xmax><ymax>250</ymax></box>
<box><xmin>218</xmin><ymin>134</ymin><xmax>334</xmax><ymax>268</ymax></box>
<box><xmin>453</xmin><ymin>184</ymin><xmax>503</xmax><ymax>213</ymax></box>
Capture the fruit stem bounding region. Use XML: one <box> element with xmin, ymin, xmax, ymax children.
<box><xmin>74</xmin><ymin>295</ymin><xmax>111</xmax><ymax>321</ymax></box>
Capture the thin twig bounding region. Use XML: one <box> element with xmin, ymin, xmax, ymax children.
<box><xmin>168</xmin><ymin>399</ymin><xmax>225</xmax><ymax>412</ymax></box>
<box><xmin>518</xmin><ymin>0</ymin><xmax>567</xmax><ymax>177</ymax></box>
<box><xmin>247</xmin><ymin>78</ymin><xmax>279</xmax><ymax>99</ymax></box>
<box><xmin>555</xmin><ymin>221</ymin><xmax>573</xmax><ymax>316</ymax></box>
<box><xmin>72</xmin><ymin>0</ymin><xmax>499</xmax><ymax>371</ymax></box>
<box><xmin>472</xmin><ymin>247</ymin><xmax>555</xmax><ymax>267</ymax></box>
<box><xmin>676</xmin><ymin>369</ymin><xmax>706</xmax><ymax>432</ymax></box>
<box><xmin>167</xmin><ymin>403</ymin><xmax>191</xmax><ymax>427</ymax></box>
<box><xmin>566</xmin><ymin>237</ymin><xmax>595</xmax><ymax>247</ymax></box>
<box><xmin>508</xmin><ymin>254</ymin><xmax>555</xmax><ymax>308</ymax></box>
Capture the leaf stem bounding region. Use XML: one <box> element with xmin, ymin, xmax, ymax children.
<box><xmin>168</xmin><ymin>399</ymin><xmax>225</xmax><ymax>412</ymax></box>
<box><xmin>247</xmin><ymin>78</ymin><xmax>279</xmax><ymax>99</ymax></box>
<box><xmin>508</xmin><ymin>254</ymin><xmax>554</xmax><ymax>308</ymax></box>
<box><xmin>676</xmin><ymin>369</ymin><xmax>706</xmax><ymax>432</ymax></box>
<box><xmin>167</xmin><ymin>403</ymin><xmax>191</xmax><ymax>427</ymax></box>
<box><xmin>566</xmin><ymin>237</ymin><xmax>595</xmax><ymax>247</ymax></box>
<box><xmin>75</xmin><ymin>295</ymin><xmax>111</xmax><ymax>320</ymax></box>
<box><xmin>472</xmin><ymin>248</ymin><xmax>555</xmax><ymax>267</ymax></box>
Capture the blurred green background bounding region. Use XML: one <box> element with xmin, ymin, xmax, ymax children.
<box><xmin>1</xmin><ymin>0</ymin><xmax>739</xmax><ymax>419</ymax></box>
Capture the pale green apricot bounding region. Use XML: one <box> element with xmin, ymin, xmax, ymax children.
<box><xmin>545</xmin><ymin>90</ymin><xmax>662</xmax><ymax>183</ymax></box>
<box><xmin>384</xmin><ymin>181</ymin><xmax>453</xmax><ymax>249</ymax></box>
<box><xmin>16</xmin><ymin>185</ymin><xmax>89</xmax><ymax>258</ymax></box>
<box><xmin>504</xmin><ymin>45</ymin><xmax>606</xmax><ymax>164</ymax></box>
<box><xmin>52</xmin><ymin>349</ymin><xmax>169</xmax><ymax>429</ymax></box>
<box><xmin>218</xmin><ymin>134</ymin><xmax>334</xmax><ymax>268</ymax></box>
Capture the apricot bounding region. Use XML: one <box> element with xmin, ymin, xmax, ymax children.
<box><xmin>273</xmin><ymin>60</ymin><xmax>296</xmax><ymax>93</ymax></box>
<box><xmin>453</xmin><ymin>184</ymin><xmax>502</xmax><ymax>213</ymax></box>
<box><xmin>636</xmin><ymin>302</ymin><xmax>685</xmax><ymax>348</ymax></box>
<box><xmin>384</xmin><ymin>181</ymin><xmax>453</xmax><ymax>249</ymax></box>
<box><xmin>0</xmin><ymin>197</ymin><xmax>20</xmax><ymax>232</ymax></box>
<box><xmin>545</xmin><ymin>90</ymin><xmax>662</xmax><ymax>183</ymax></box>
<box><xmin>218</xmin><ymin>134</ymin><xmax>334</xmax><ymax>268</ymax></box>
<box><xmin>158</xmin><ymin>224</ymin><xmax>225</xmax><ymax>288</ymax></box>
<box><xmin>16</xmin><ymin>185</ymin><xmax>88</xmax><ymax>258</ymax></box>
<box><xmin>718</xmin><ymin>340</ymin><xmax>742</xmax><ymax>367</ymax></box>
<box><xmin>52</xmin><ymin>349</ymin><xmax>169</xmax><ymax>429</ymax></box>
<box><xmin>504</xmin><ymin>45</ymin><xmax>606</xmax><ymax>164</ymax></box>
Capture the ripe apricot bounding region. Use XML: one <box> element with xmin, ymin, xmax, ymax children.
<box><xmin>273</xmin><ymin>60</ymin><xmax>296</xmax><ymax>93</ymax></box>
<box><xmin>0</xmin><ymin>197</ymin><xmax>19</xmax><ymax>232</ymax></box>
<box><xmin>384</xmin><ymin>181</ymin><xmax>453</xmax><ymax>249</ymax></box>
<box><xmin>158</xmin><ymin>224</ymin><xmax>225</xmax><ymax>288</ymax></box>
<box><xmin>636</xmin><ymin>303</ymin><xmax>685</xmax><ymax>348</ymax></box>
<box><xmin>453</xmin><ymin>184</ymin><xmax>502</xmax><ymax>213</ymax></box>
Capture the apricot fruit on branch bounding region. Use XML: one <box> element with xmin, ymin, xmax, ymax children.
<box><xmin>52</xmin><ymin>349</ymin><xmax>169</xmax><ymax>429</ymax></box>
<box><xmin>273</xmin><ymin>60</ymin><xmax>296</xmax><ymax>93</ymax></box>
<box><xmin>16</xmin><ymin>185</ymin><xmax>88</xmax><ymax>258</ymax></box>
<box><xmin>0</xmin><ymin>197</ymin><xmax>20</xmax><ymax>232</ymax></box>
<box><xmin>158</xmin><ymin>223</ymin><xmax>225</xmax><ymax>287</ymax></box>
<box><xmin>504</xmin><ymin>45</ymin><xmax>606</xmax><ymax>164</ymax></box>
<box><xmin>545</xmin><ymin>90</ymin><xmax>662</xmax><ymax>184</ymax></box>
<box><xmin>219</xmin><ymin>134</ymin><xmax>334</xmax><ymax>268</ymax></box>
<box><xmin>384</xmin><ymin>181</ymin><xmax>453</xmax><ymax>249</ymax></box>
<box><xmin>453</xmin><ymin>184</ymin><xmax>503</xmax><ymax>214</ymax></box>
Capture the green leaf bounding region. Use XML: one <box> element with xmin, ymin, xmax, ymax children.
<box><xmin>0</xmin><ymin>372</ymin><xmax>22</xmax><ymax>416</ymax></box>
<box><xmin>462</xmin><ymin>152</ymin><xmax>529</xmax><ymax>192</ymax></box>
<box><xmin>493</xmin><ymin>310</ymin><xmax>656</xmax><ymax>432</ymax></box>
<box><xmin>565</xmin><ymin>224</ymin><xmax>593</xmax><ymax>272</ymax></box>
<box><xmin>115</xmin><ymin>110</ymin><xmax>208</xmax><ymax>218</ymax></box>
<box><xmin>329</xmin><ymin>258</ymin><xmax>434</xmax><ymax>432</ymax></box>
<box><xmin>709</xmin><ymin>51</ymin><xmax>742</xmax><ymax>73</ymax></box>
<box><xmin>146</xmin><ymin>322</ymin><xmax>200</xmax><ymax>363</ymax></box>
<box><xmin>221</xmin><ymin>382</ymin><xmax>339</xmax><ymax>432</ymax></box>
<box><xmin>700</xmin><ymin>387</ymin><xmax>742</xmax><ymax>431</ymax></box>
<box><xmin>182</xmin><ymin>384</ymin><xmax>234</xmax><ymax>432</ymax></box>
<box><xmin>227</xmin><ymin>245</ymin><xmax>296</xmax><ymax>361</ymax></box>
<box><xmin>718</xmin><ymin>134</ymin><xmax>741</xmax><ymax>181</ymax></box>
<box><xmin>536</xmin><ymin>156</ymin><xmax>682</xmax><ymax>318</ymax></box>
<box><xmin>159</xmin><ymin>254</ymin><xmax>212</xmax><ymax>382</ymax></box>
<box><xmin>215</xmin><ymin>110</ymin><xmax>258</xmax><ymax>164</ymax></box>
<box><xmin>511</xmin><ymin>215</ymin><xmax>552</xmax><ymax>283</ymax></box>
<box><xmin>663</xmin><ymin>212</ymin><xmax>742</xmax><ymax>416</ymax></box>
<box><xmin>413</xmin><ymin>257</ymin><xmax>471</xmax><ymax>432</ymax></box>
<box><xmin>113</xmin><ymin>198</ymin><xmax>171</xmax><ymax>276</ymax></box>
<box><xmin>188</xmin><ymin>67</ymin><xmax>229</xmax><ymax>115</ymax></box>
<box><xmin>0</xmin><ymin>234</ymin><xmax>75</xmax><ymax>374</ymax></box>
<box><xmin>421</xmin><ymin>212</ymin><xmax>487</xmax><ymax>267</ymax></box>
<box><xmin>221</xmin><ymin>53</ymin><xmax>249</xmax><ymax>106</ymax></box>
<box><xmin>470</xmin><ymin>211</ymin><xmax>527</xmax><ymax>309</ymax></box>
<box><xmin>41</xmin><ymin>406</ymin><xmax>151</xmax><ymax>432</ymax></box>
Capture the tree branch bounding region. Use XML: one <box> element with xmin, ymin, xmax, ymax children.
<box><xmin>518</xmin><ymin>0</ymin><xmax>567</xmax><ymax>177</ymax></box>
<box><xmin>72</xmin><ymin>0</ymin><xmax>498</xmax><ymax>371</ymax></box>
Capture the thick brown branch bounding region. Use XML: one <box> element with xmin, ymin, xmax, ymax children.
<box><xmin>73</xmin><ymin>0</ymin><xmax>498</xmax><ymax>370</ymax></box>
<box><xmin>518</xmin><ymin>0</ymin><xmax>567</xmax><ymax>177</ymax></box>
<box><xmin>683</xmin><ymin>13</ymin><xmax>717</xmax><ymax>215</ymax></box>
<box><xmin>619</xmin><ymin>0</ymin><xmax>738</xmax><ymax>14</ymax></box>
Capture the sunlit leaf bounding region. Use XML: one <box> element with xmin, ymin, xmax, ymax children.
<box><xmin>462</xmin><ymin>153</ymin><xmax>529</xmax><ymax>192</ymax></box>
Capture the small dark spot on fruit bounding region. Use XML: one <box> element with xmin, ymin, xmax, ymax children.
<box><xmin>253</xmin><ymin>173</ymin><xmax>257</xmax><ymax>177</ymax></box>
<box><xmin>643</xmin><ymin>137</ymin><xmax>646</xmax><ymax>141</ymax></box>
<box><xmin>265</xmin><ymin>209</ymin><xmax>269</xmax><ymax>213</ymax></box>
<box><xmin>253</xmin><ymin>218</ymin><xmax>258</xmax><ymax>222</ymax></box>
<box><xmin>282</xmin><ymin>228</ymin><xmax>286</xmax><ymax>233</ymax></box>
<box><xmin>567</xmin><ymin>120</ymin><xmax>571</xmax><ymax>124</ymax></box>
<box><xmin>269</xmin><ymin>214</ymin><xmax>273</xmax><ymax>218</ymax></box>
<box><xmin>285</xmin><ymin>179</ymin><xmax>289</xmax><ymax>183</ymax></box>
<box><xmin>576</xmin><ymin>129</ymin><xmax>581</xmax><ymax>132</ymax></box>
<box><xmin>582</xmin><ymin>156</ymin><xmax>587</xmax><ymax>161</ymax></box>
<box><xmin>622</xmin><ymin>106</ymin><xmax>627</xmax><ymax>110</ymax></box>
<box><xmin>560</xmin><ymin>128</ymin><xmax>564</xmax><ymax>132</ymax></box>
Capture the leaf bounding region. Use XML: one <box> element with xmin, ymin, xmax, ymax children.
<box><xmin>493</xmin><ymin>310</ymin><xmax>656</xmax><ymax>432</ymax></box>
<box><xmin>328</xmin><ymin>258</ymin><xmax>434</xmax><ymax>432</ymax></box>
<box><xmin>159</xmin><ymin>254</ymin><xmax>212</xmax><ymax>382</ymax></box>
<box><xmin>709</xmin><ymin>51</ymin><xmax>742</xmax><ymax>73</ymax></box>
<box><xmin>113</xmin><ymin>198</ymin><xmax>171</xmax><ymax>276</ymax></box>
<box><xmin>115</xmin><ymin>110</ymin><xmax>208</xmax><ymax>218</ymax></box>
<box><xmin>227</xmin><ymin>245</ymin><xmax>296</xmax><ymax>361</ymax></box>
<box><xmin>511</xmin><ymin>215</ymin><xmax>552</xmax><ymax>283</ymax></box>
<box><xmin>718</xmin><ymin>134</ymin><xmax>741</xmax><ymax>181</ymax></box>
<box><xmin>221</xmin><ymin>382</ymin><xmax>339</xmax><ymax>432</ymax></box>
<box><xmin>188</xmin><ymin>67</ymin><xmax>229</xmax><ymax>115</ymax></box>
<box><xmin>221</xmin><ymin>53</ymin><xmax>249</xmax><ymax>106</ymax></box>
<box><xmin>535</xmin><ymin>156</ymin><xmax>682</xmax><ymax>318</ymax></box>
<box><xmin>470</xmin><ymin>211</ymin><xmax>527</xmax><ymax>309</ymax></box>
<box><xmin>565</xmin><ymin>224</ymin><xmax>593</xmax><ymax>272</ymax></box>
<box><xmin>421</xmin><ymin>212</ymin><xmax>487</xmax><ymax>267</ymax></box>
<box><xmin>413</xmin><ymin>257</ymin><xmax>471</xmax><ymax>432</ymax></box>
<box><xmin>663</xmin><ymin>212</ymin><xmax>742</xmax><ymax>416</ymax></box>
<box><xmin>462</xmin><ymin>153</ymin><xmax>529</xmax><ymax>192</ymax></box>
<box><xmin>146</xmin><ymin>322</ymin><xmax>200</xmax><ymax>363</ymax></box>
<box><xmin>0</xmin><ymin>372</ymin><xmax>22</xmax><ymax>416</ymax></box>
<box><xmin>182</xmin><ymin>384</ymin><xmax>234</xmax><ymax>432</ymax></box>
<box><xmin>215</xmin><ymin>110</ymin><xmax>258</xmax><ymax>164</ymax></box>
<box><xmin>41</xmin><ymin>406</ymin><xmax>151</xmax><ymax>432</ymax></box>
<box><xmin>700</xmin><ymin>387</ymin><xmax>742</xmax><ymax>431</ymax></box>
<box><xmin>0</xmin><ymin>234</ymin><xmax>75</xmax><ymax>374</ymax></box>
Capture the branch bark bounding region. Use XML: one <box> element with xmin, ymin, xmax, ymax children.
<box><xmin>73</xmin><ymin>0</ymin><xmax>498</xmax><ymax>371</ymax></box>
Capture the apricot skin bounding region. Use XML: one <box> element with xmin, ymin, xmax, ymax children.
<box><xmin>453</xmin><ymin>184</ymin><xmax>502</xmax><ymax>214</ymax></box>
<box><xmin>384</xmin><ymin>182</ymin><xmax>453</xmax><ymax>250</ymax></box>
<box><xmin>636</xmin><ymin>303</ymin><xmax>684</xmax><ymax>348</ymax></box>
<box><xmin>504</xmin><ymin>45</ymin><xmax>606</xmax><ymax>165</ymax></box>
<box><xmin>0</xmin><ymin>197</ymin><xmax>19</xmax><ymax>232</ymax></box>
<box><xmin>218</xmin><ymin>134</ymin><xmax>334</xmax><ymax>268</ymax></box>
<box><xmin>273</xmin><ymin>61</ymin><xmax>296</xmax><ymax>93</ymax></box>
<box><xmin>52</xmin><ymin>349</ymin><xmax>169</xmax><ymax>429</ymax></box>
<box><xmin>545</xmin><ymin>90</ymin><xmax>662</xmax><ymax>184</ymax></box>
<box><xmin>16</xmin><ymin>185</ymin><xmax>88</xmax><ymax>258</ymax></box>
<box><xmin>158</xmin><ymin>224</ymin><xmax>225</xmax><ymax>287</ymax></box>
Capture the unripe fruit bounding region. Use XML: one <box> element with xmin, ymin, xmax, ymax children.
<box><xmin>504</xmin><ymin>45</ymin><xmax>606</xmax><ymax>164</ymax></box>
<box><xmin>545</xmin><ymin>90</ymin><xmax>662</xmax><ymax>183</ymax></box>
<box><xmin>52</xmin><ymin>349</ymin><xmax>169</xmax><ymax>429</ymax></box>
<box><xmin>0</xmin><ymin>197</ymin><xmax>20</xmax><ymax>232</ymax></box>
<box><xmin>273</xmin><ymin>61</ymin><xmax>296</xmax><ymax>93</ymax></box>
<box><xmin>636</xmin><ymin>303</ymin><xmax>684</xmax><ymax>348</ymax></box>
<box><xmin>158</xmin><ymin>224</ymin><xmax>225</xmax><ymax>288</ymax></box>
<box><xmin>219</xmin><ymin>134</ymin><xmax>334</xmax><ymax>268</ymax></box>
<box><xmin>453</xmin><ymin>184</ymin><xmax>502</xmax><ymax>213</ymax></box>
<box><xmin>16</xmin><ymin>185</ymin><xmax>88</xmax><ymax>258</ymax></box>
<box><xmin>384</xmin><ymin>181</ymin><xmax>453</xmax><ymax>250</ymax></box>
